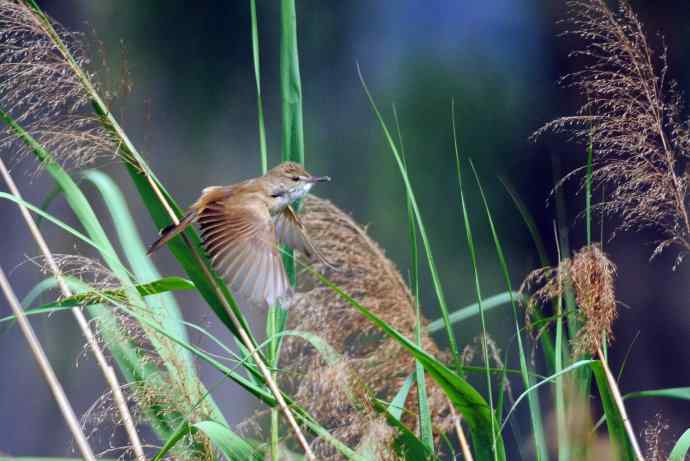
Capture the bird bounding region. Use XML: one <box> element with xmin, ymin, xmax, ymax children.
<box><xmin>146</xmin><ymin>161</ymin><xmax>332</xmax><ymax>307</ymax></box>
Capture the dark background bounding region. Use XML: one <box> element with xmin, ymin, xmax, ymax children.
<box><xmin>1</xmin><ymin>0</ymin><xmax>689</xmax><ymax>457</ymax></box>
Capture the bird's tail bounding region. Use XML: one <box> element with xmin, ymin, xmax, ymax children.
<box><xmin>146</xmin><ymin>211</ymin><xmax>196</xmax><ymax>255</ymax></box>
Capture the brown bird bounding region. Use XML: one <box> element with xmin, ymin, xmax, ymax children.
<box><xmin>147</xmin><ymin>162</ymin><xmax>332</xmax><ymax>307</ymax></box>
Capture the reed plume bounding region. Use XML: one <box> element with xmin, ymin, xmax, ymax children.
<box><xmin>534</xmin><ymin>0</ymin><xmax>690</xmax><ymax>264</ymax></box>
<box><xmin>521</xmin><ymin>244</ymin><xmax>617</xmax><ymax>356</ymax></box>
<box><xmin>0</xmin><ymin>1</ymin><xmax>119</xmax><ymax>169</ymax></box>
<box><xmin>279</xmin><ymin>195</ymin><xmax>453</xmax><ymax>459</ymax></box>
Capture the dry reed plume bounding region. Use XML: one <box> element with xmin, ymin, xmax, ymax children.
<box><xmin>521</xmin><ymin>244</ymin><xmax>617</xmax><ymax>356</ymax></box>
<box><xmin>0</xmin><ymin>1</ymin><xmax>119</xmax><ymax>169</ymax></box>
<box><xmin>278</xmin><ymin>196</ymin><xmax>453</xmax><ymax>459</ymax></box>
<box><xmin>534</xmin><ymin>0</ymin><xmax>690</xmax><ymax>264</ymax></box>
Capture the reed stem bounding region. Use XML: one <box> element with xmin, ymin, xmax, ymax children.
<box><xmin>0</xmin><ymin>159</ymin><xmax>146</xmax><ymax>461</ymax></box>
<box><xmin>0</xmin><ymin>265</ymin><xmax>96</xmax><ymax>461</ymax></box>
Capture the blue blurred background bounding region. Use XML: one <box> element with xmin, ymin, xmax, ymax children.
<box><xmin>1</xmin><ymin>0</ymin><xmax>690</xmax><ymax>457</ymax></box>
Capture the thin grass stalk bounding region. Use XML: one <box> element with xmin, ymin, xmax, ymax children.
<box><xmin>555</xmin><ymin>297</ymin><xmax>569</xmax><ymax>460</ymax></box>
<box><xmin>250</xmin><ymin>0</ymin><xmax>268</xmax><ymax>175</ymax></box>
<box><xmin>551</xmin><ymin>156</ymin><xmax>578</xmax><ymax>352</ymax></box>
<box><xmin>0</xmin><ymin>159</ymin><xmax>145</xmax><ymax>461</ymax></box>
<box><xmin>251</xmin><ymin>0</ymin><xmax>278</xmax><ymax>456</ymax></box>
<box><xmin>269</xmin><ymin>310</ymin><xmax>280</xmax><ymax>461</ymax></box>
<box><xmin>0</xmin><ymin>265</ymin><xmax>96</xmax><ymax>461</ymax></box>
<box><xmin>595</xmin><ymin>346</ymin><xmax>643</xmax><ymax>460</ymax></box>
<box><xmin>553</xmin><ymin>224</ymin><xmax>570</xmax><ymax>461</ymax></box>
<box><xmin>586</xmin><ymin>141</ymin><xmax>593</xmax><ymax>246</ymax></box>
<box><xmin>16</xmin><ymin>2</ymin><xmax>315</xmax><ymax>456</ymax></box>
<box><xmin>451</xmin><ymin>105</ymin><xmax>497</xmax><ymax>460</ymax></box>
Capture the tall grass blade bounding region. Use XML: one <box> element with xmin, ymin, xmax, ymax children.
<box><xmin>468</xmin><ymin>160</ymin><xmax>548</xmax><ymax>461</ymax></box>
<box><xmin>280</xmin><ymin>0</ymin><xmax>304</xmax><ymax>166</ymax></box>
<box><xmin>415</xmin><ymin>304</ymin><xmax>434</xmax><ymax>453</ymax></box>
<box><xmin>274</xmin><ymin>0</ymin><xmax>307</xmax><ymax>455</ymax></box>
<box><xmin>250</xmin><ymin>0</ymin><xmax>268</xmax><ymax>175</ymax></box>
<box><xmin>394</xmin><ymin>104</ymin><xmax>434</xmax><ymax>454</ymax></box>
<box><xmin>357</xmin><ymin>64</ymin><xmax>461</xmax><ymax>372</ymax></box>
<box><xmin>451</xmin><ymin>103</ymin><xmax>497</xmax><ymax>460</ymax></box>
<box><xmin>369</xmin><ymin>399</ymin><xmax>438</xmax><ymax>461</ymax></box>
<box><xmin>499</xmin><ymin>177</ymin><xmax>550</xmax><ymax>267</ymax></box>
<box><xmin>554</xmin><ymin>293</ymin><xmax>568</xmax><ymax>460</ymax></box>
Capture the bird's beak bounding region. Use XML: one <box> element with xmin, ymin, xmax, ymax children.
<box><xmin>306</xmin><ymin>175</ymin><xmax>331</xmax><ymax>183</ymax></box>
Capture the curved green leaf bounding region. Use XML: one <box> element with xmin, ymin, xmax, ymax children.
<box><xmin>426</xmin><ymin>291</ymin><xmax>523</xmax><ymax>334</ymax></box>
<box><xmin>0</xmin><ymin>277</ymin><xmax>194</xmax><ymax>324</ymax></box>
<box><xmin>625</xmin><ymin>387</ymin><xmax>690</xmax><ymax>402</ymax></box>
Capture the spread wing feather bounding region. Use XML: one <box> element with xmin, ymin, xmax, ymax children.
<box><xmin>199</xmin><ymin>199</ymin><xmax>291</xmax><ymax>307</ymax></box>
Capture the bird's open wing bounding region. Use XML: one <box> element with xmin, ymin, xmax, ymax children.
<box><xmin>198</xmin><ymin>199</ymin><xmax>291</xmax><ymax>307</ymax></box>
<box><xmin>274</xmin><ymin>205</ymin><xmax>335</xmax><ymax>269</ymax></box>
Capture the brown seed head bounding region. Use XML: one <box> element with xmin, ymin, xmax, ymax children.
<box><xmin>521</xmin><ymin>244</ymin><xmax>618</xmax><ymax>356</ymax></box>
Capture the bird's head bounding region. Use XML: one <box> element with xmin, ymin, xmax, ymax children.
<box><xmin>265</xmin><ymin>161</ymin><xmax>331</xmax><ymax>206</ymax></box>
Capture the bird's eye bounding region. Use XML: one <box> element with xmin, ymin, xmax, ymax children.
<box><xmin>291</xmin><ymin>176</ymin><xmax>300</xmax><ymax>182</ymax></box>
<box><xmin>271</xmin><ymin>190</ymin><xmax>285</xmax><ymax>198</ymax></box>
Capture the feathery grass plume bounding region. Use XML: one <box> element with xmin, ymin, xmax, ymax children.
<box><xmin>279</xmin><ymin>196</ymin><xmax>453</xmax><ymax>459</ymax></box>
<box><xmin>0</xmin><ymin>1</ymin><xmax>119</xmax><ymax>169</ymax></box>
<box><xmin>37</xmin><ymin>254</ymin><xmax>216</xmax><ymax>460</ymax></box>
<box><xmin>521</xmin><ymin>244</ymin><xmax>617</xmax><ymax>356</ymax></box>
<box><xmin>533</xmin><ymin>0</ymin><xmax>690</xmax><ymax>263</ymax></box>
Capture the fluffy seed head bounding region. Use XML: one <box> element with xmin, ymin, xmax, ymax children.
<box><xmin>521</xmin><ymin>244</ymin><xmax>617</xmax><ymax>355</ymax></box>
